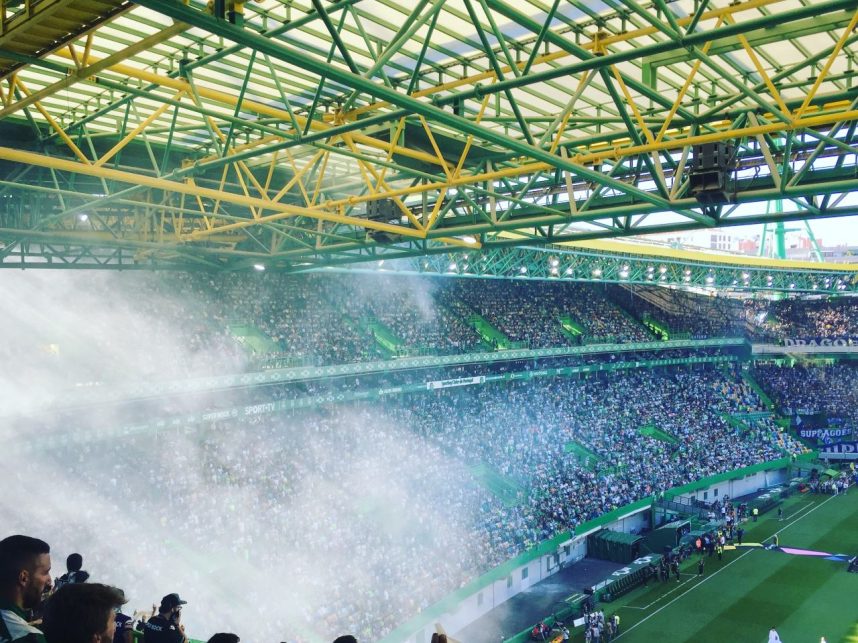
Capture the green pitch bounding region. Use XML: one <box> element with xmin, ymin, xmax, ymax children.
<box><xmin>599</xmin><ymin>488</ymin><xmax>858</xmax><ymax>643</ymax></box>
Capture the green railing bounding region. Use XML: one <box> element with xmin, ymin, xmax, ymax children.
<box><xmin>638</xmin><ymin>423</ymin><xmax>678</xmax><ymax>444</ymax></box>
<box><xmin>35</xmin><ymin>354</ymin><xmax>746</xmax><ymax>451</ymax></box>
<box><xmin>366</xmin><ymin>319</ymin><xmax>403</xmax><ymax>355</ymax></box>
<box><xmin>53</xmin><ymin>338</ymin><xmax>749</xmax><ymax>408</ymax></box>
<box><xmin>468</xmin><ymin>313</ymin><xmax>514</xmax><ymax>349</ymax></box>
<box><xmin>641</xmin><ymin>313</ymin><xmax>670</xmax><ymax>341</ymax></box>
<box><xmin>558</xmin><ymin>314</ymin><xmax>584</xmax><ymax>338</ymax></box>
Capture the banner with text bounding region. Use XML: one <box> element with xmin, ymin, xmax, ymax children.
<box><xmin>798</xmin><ymin>428</ymin><xmax>853</xmax><ymax>443</ymax></box>
<box><xmin>820</xmin><ymin>442</ymin><xmax>858</xmax><ymax>460</ymax></box>
<box><xmin>783</xmin><ymin>337</ymin><xmax>858</xmax><ymax>348</ymax></box>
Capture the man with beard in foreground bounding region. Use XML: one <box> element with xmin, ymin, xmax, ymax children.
<box><xmin>0</xmin><ymin>536</ymin><xmax>52</xmax><ymax>643</ymax></box>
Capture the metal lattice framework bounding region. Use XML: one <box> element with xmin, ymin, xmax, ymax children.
<box><xmin>354</xmin><ymin>243</ymin><xmax>858</xmax><ymax>294</ymax></box>
<box><xmin>0</xmin><ymin>0</ymin><xmax>857</xmax><ymax>276</ymax></box>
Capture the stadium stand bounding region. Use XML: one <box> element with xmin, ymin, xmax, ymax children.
<box><xmin>608</xmin><ymin>285</ymin><xmax>748</xmax><ymax>339</ymax></box>
<box><xmin>753</xmin><ymin>363</ymin><xmax>858</xmax><ymax>424</ymax></box>
<box><xmin>3</xmin><ymin>269</ymin><xmax>855</xmax><ymax>642</ymax></box>
<box><xmin>9</xmin><ymin>363</ymin><xmax>796</xmax><ymax>642</ymax></box>
<box><xmin>745</xmin><ymin>297</ymin><xmax>858</xmax><ymax>341</ymax></box>
<box><xmin>8</xmin><ymin>272</ymin><xmax>857</xmax><ymax>388</ymax></box>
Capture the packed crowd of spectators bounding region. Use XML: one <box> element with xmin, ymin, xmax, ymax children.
<box><xmin>343</xmin><ymin>276</ymin><xmax>483</xmax><ymax>355</ymax></box>
<box><xmin>609</xmin><ymin>286</ymin><xmax>747</xmax><ymax>339</ymax></box>
<box><xmin>2</xmin><ymin>269</ymin><xmax>854</xmax><ymax>642</ymax></box>
<box><xmin>609</xmin><ymin>286</ymin><xmax>857</xmax><ymax>343</ymax></box>
<box><xmin>4</xmin><ymin>270</ymin><xmax>855</xmax><ymax>398</ymax></box>
<box><xmin>5</xmin><ymin>364</ymin><xmax>796</xmax><ymax>642</ymax></box>
<box><xmin>439</xmin><ymin>280</ymin><xmax>653</xmax><ymax>347</ymax></box>
<box><xmin>739</xmin><ymin>416</ymin><xmax>807</xmax><ymax>457</ymax></box>
<box><xmin>753</xmin><ymin>363</ymin><xmax>858</xmax><ymax>424</ymax></box>
<box><xmin>3</xmin><ymin>271</ymin><xmax>673</xmax><ymax>395</ymax></box>
<box><xmin>745</xmin><ymin>297</ymin><xmax>858</xmax><ymax>341</ymax></box>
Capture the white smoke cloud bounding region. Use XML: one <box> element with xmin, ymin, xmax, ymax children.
<box><xmin>0</xmin><ymin>270</ymin><xmax>485</xmax><ymax>642</ymax></box>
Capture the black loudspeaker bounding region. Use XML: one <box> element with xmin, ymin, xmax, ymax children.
<box><xmin>367</xmin><ymin>198</ymin><xmax>398</xmax><ymax>223</ymax></box>
<box><xmin>689</xmin><ymin>142</ymin><xmax>735</xmax><ymax>204</ymax></box>
<box><xmin>583</xmin><ymin>587</ymin><xmax>595</xmax><ymax>595</ymax></box>
<box><xmin>366</xmin><ymin>199</ymin><xmax>402</xmax><ymax>245</ymax></box>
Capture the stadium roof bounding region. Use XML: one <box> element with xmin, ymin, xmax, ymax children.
<box><xmin>0</xmin><ymin>0</ymin><xmax>857</xmax><ymax>276</ymax></box>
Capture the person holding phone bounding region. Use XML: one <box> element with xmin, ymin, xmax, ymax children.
<box><xmin>139</xmin><ymin>594</ymin><xmax>188</xmax><ymax>643</ymax></box>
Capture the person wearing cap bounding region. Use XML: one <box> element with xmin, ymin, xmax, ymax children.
<box><xmin>139</xmin><ymin>594</ymin><xmax>187</xmax><ymax>643</ymax></box>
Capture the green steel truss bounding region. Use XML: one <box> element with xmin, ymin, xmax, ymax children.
<box><xmin>357</xmin><ymin>244</ymin><xmax>858</xmax><ymax>294</ymax></box>
<box><xmin>0</xmin><ymin>0</ymin><xmax>856</xmax><ymax>284</ymax></box>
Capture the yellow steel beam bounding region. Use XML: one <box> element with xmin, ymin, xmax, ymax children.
<box><xmin>609</xmin><ymin>64</ymin><xmax>656</xmax><ymax>145</ymax></box>
<box><xmin>794</xmin><ymin>8</ymin><xmax>858</xmax><ymax>119</ymax></box>
<box><xmin>417</xmin><ymin>115</ymin><xmax>453</xmax><ymax>180</ymax></box>
<box><xmin>454</xmin><ymin>94</ymin><xmax>491</xmax><ymax>178</ymax></box>
<box><xmin>655</xmin><ymin>15</ymin><xmax>724</xmax><ymax>143</ymax></box>
<box><xmin>344</xmin><ymin>0</ymin><xmax>787</xmax><ymax>122</ymax></box>
<box><xmin>588</xmin><ymin>108</ymin><xmax>858</xmax><ymax>166</ymax></box>
<box><xmin>0</xmin><ymin>227</ymin><xmax>241</xmax><ymax>247</ymax></box>
<box><xmin>340</xmin><ymin>132</ymin><xmax>425</xmax><ymax>231</ymax></box>
<box><xmin>95</xmin><ymin>89</ymin><xmax>186</xmax><ymax>167</ymax></box>
<box><xmin>15</xmin><ymin>77</ymin><xmax>91</xmax><ymax>164</ymax></box>
<box><xmin>546</xmin><ymin>70</ymin><xmax>595</xmax><ymax>154</ymax></box>
<box><xmin>51</xmin><ymin>50</ymin><xmax>446</xmax><ymax>169</ymax></box>
<box><xmin>0</xmin><ymin>21</ymin><xmax>188</xmax><ymax>119</ymax></box>
<box><xmin>563</xmin><ymin>239</ymin><xmax>858</xmax><ymax>272</ymax></box>
<box><xmin>273</xmin><ymin>149</ymin><xmax>325</xmax><ymax>204</ymax></box>
<box><xmin>39</xmin><ymin>35</ymin><xmax>854</xmax><ymax>204</ymax></box>
<box><xmin>282</xmin><ymin>149</ymin><xmax>316</xmax><ymax>207</ymax></box>
<box><xmin>729</xmin><ymin>15</ymin><xmax>790</xmax><ymax>119</ymax></box>
<box><xmin>436</xmin><ymin>236</ymin><xmax>482</xmax><ymax>249</ymax></box>
<box><xmin>304</xmin><ymin>103</ymin><xmax>858</xmax><ymax>213</ymax></box>
<box><xmin>0</xmin><ymin>146</ymin><xmax>426</xmax><ymax>240</ymax></box>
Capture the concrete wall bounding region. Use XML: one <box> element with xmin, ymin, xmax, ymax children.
<box><xmin>684</xmin><ymin>465</ymin><xmax>790</xmax><ymax>505</ymax></box>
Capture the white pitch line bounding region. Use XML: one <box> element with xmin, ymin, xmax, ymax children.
<box><xmin>615</xmin><ymin>493</ymin><xmax>838</xmax><ymax>640</ymax></box>
<box><xmin>623</xmin><ymin>574</ymin><xmax>698</xmax><ymax>610</ymax></box>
